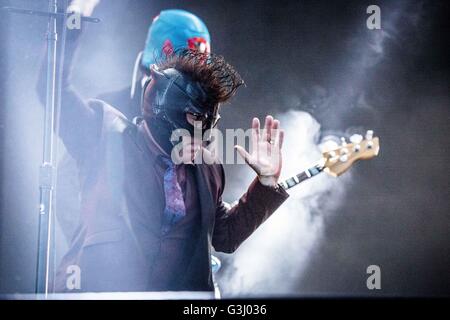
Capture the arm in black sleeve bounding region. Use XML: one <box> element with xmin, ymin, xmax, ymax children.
<box><xmin>212</xmin><ymin>166</ymin><xmax>289</xmax><ymax>253</ymax></box>
<box><xmin>35</xmin><ymin>26</ymin><xmax>101</xmax><ymax>161</ymax></box>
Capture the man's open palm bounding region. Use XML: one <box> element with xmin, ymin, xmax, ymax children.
<box><xmin>235</xmin><ymin>115</ymin><xmax>284</xmax><ymax>187</ymax></box>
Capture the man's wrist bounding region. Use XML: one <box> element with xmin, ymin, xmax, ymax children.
<box><xmin>258</xmin><ymin>175</ymin><xmax>279</xmax><ymax>188</ymax></box>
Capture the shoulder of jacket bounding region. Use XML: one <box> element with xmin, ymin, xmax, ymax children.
<box><xmin>87</xmin><ymin>98</ymin><xmax>135</xmax><ymax>134</ymax></box>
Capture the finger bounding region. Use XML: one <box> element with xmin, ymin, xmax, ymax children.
<box><xmin>271</xmin><ymin>119</ymin><xmax>280</xmax><ymax>144</ymax></box>
<box><xmin>277</xmin><ymin>129</ymin><xmax>285</xmax><ymax>149</ymax></box>
<box><xmin>264</xmin><ymin>115</ymin><xmax>273</xmax><ymax>142</ymax></box>
<box><xmin>272</xmin><ymin>119</ymin><xmax>279</xmax><ymax>130</ymax></box>
<box><xmin>251</xmin><ymin>118</ymin><xmax>259</xmax><ymax>156</ymax></box>
<box><xmin>252</xmin><ymin>117</ymin><xmax>260</xmax><ymax>136</ymax></box>
<box><xmin>234</xmin><ymin>145</ymin><xmax>252</xmax><ymax>164</ymax></box>
<box><xmin>252</xmin><ymin>117</ymin><xmax>260</xmax><ymax>148</ymax></box>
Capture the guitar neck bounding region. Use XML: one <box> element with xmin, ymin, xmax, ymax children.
<box><xmin>277</xmin><ymin>133</ymin><xmax>380</xmax><ymax>190</ymax></box>
<box><xmin>278</xmin><ymin>163</ymin><xmax>324</xmax><ymax>190</ymax></box>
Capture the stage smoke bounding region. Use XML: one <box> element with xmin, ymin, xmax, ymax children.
<box><xmin>216</xmin><ymin>1</ymin><xmax>410</xmax><ymax>297</ymax></box>
<box><xmin>216</xmin><ymin>111</ymin><xmax>351</xmax><ymax>296</ymax></box>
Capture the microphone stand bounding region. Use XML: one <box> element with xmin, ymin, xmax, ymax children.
<box><xmin>1</xmin><ymin>1</ymin><xmax>99</xmax><ymax>296</ymax></box>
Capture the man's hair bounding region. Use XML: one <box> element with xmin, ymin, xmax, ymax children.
<box><xmin>156</xmin><ymin>49</ymin><xmax>244</xmax><ymax>105</ymax></box>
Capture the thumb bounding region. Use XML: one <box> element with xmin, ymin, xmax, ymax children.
<box><xmin>234</xmin><ymin>145</ymin><xmax>251</xmax><ymax>164</ymax></box>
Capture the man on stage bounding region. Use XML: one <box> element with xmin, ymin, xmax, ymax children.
<box><xmin>43</xmin><ymin>5</ymin><xmax>213</xmax><ymax>244</ymax></box>
<box><xmin>38</xmin><ymin>4</ymin><xmax>289</xmax><ymax>292</ymax></box>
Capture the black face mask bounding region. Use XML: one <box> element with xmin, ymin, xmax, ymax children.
<box><xmin>142</xmin><ymin>65</ymin><xmax>221</xmax><ymax>153</ymax></box>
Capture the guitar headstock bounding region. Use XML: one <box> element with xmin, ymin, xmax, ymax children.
<box><xmin>321</xmin><ymin>130</ymin><xmax>380</xmax><ymax>177</ymax></box>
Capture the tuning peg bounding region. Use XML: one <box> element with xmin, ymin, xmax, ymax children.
<box><xmin>350</xmin><ymin>134</ymin><xmax>363</xmax><ymax>144</ymax></box>
<box><xmin>339</xmin><ymin>154</ymin><xmax>348</xmax><ymax>162</ymax></box>
<box><xmin>340</xmin><ymin>137</ymin><xmax>347</xmax><ymax>146</ymax></box>
<box><xmin>365</xmin><ymin>130</ymin><xmax>374</xmax><ymax>140</ymax></box>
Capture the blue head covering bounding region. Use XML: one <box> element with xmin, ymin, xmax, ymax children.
<box><xmin>141</xmin><ymin>9</ymin><xmax>211</xmax><ymax>70</ymax></box>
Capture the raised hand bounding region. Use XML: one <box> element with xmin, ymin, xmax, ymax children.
<box><xmin>235</xmin><ymin>115</ymin><xmax>284</xmax><ymax>187</ymax></box>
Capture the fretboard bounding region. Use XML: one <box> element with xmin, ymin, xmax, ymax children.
<box><xmin>278</xmin><ymin>164</ymin><xmax>323</xmax><ymax>190</ymax></box>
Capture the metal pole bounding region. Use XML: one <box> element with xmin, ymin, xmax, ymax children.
<box><xmin>1</xmin><ymin>0</ymin><xmax>99</xmax><ymax>296</ymax></box>
<box><xmin>36</xmin><ymin>0</ymin><xmax>58</xmax><ymax>295</ymax></box>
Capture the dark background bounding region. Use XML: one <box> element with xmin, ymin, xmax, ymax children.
<box><xmin>0</xmin><ymin>0</ymin><xmax>449</xmax><ymax>296</ymax></box>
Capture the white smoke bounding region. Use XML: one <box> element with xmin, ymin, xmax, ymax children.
<box><xmin>216</xmin><ymin>111</ymin><xmax>351</xmax><ymax>297</ymax></box>
<box><xmin>215</xmin><ymin>2</ymin><xmax>410</xmax><ymax>296</ymax></box>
